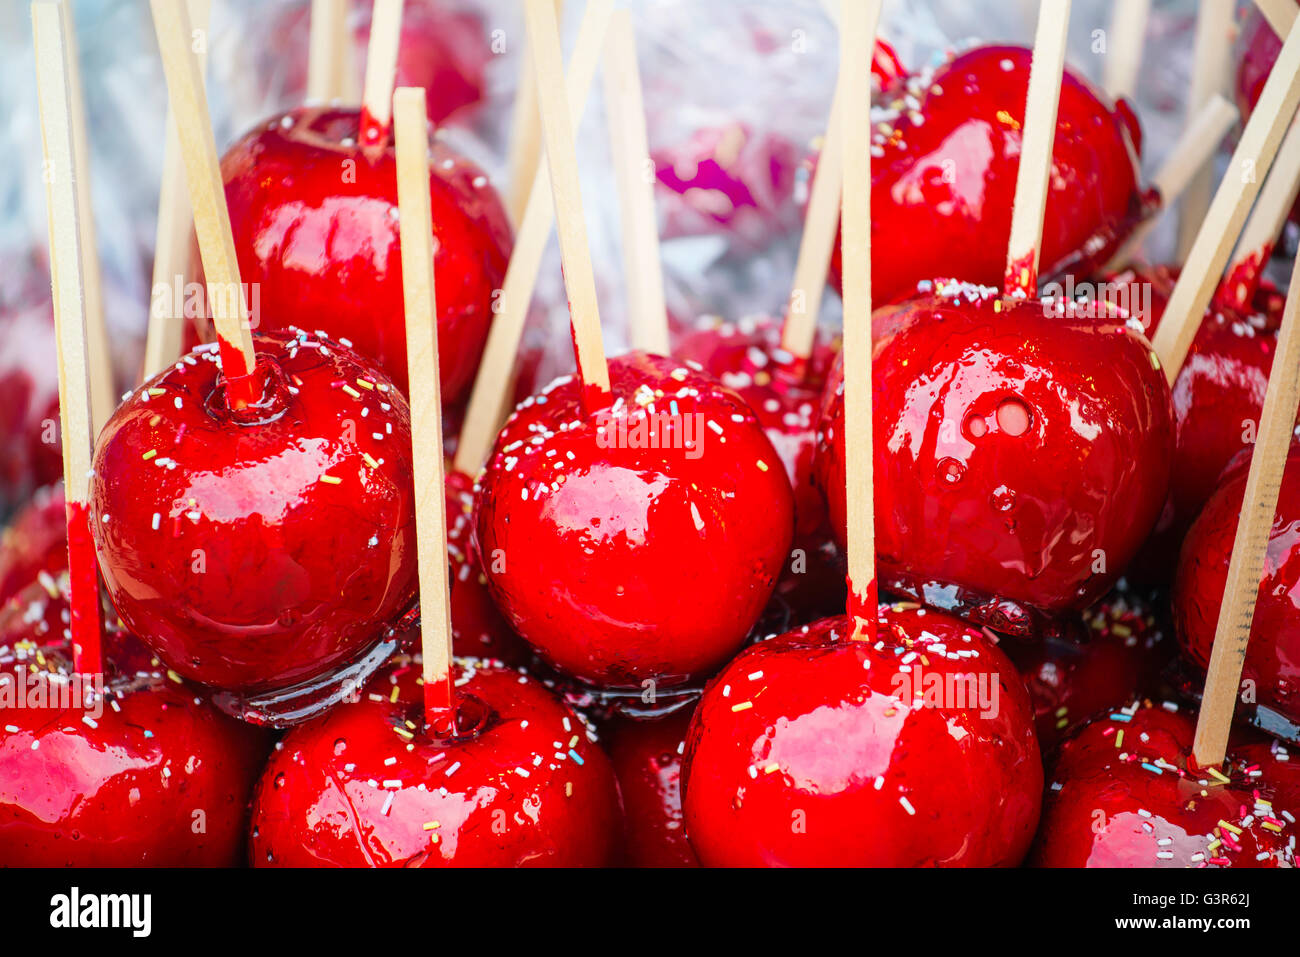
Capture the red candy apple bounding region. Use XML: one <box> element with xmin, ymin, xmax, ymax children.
<box><xmin>0</xmin><ymin>297</ymin><xmax>63</xmax><ymax>511</ymax></box>
<box><xmin>603</xmin><ymin>701</ymin><xmax>698</xmax><ymax>868</ymax></box>
<box><xmin>832</xmin><ymin>45</ymin><xmax>1154</xmax><ymax>303</ymax></box>
<box><xmin>675</xmin><ymin>314</ymin><xmax>845</xmax><ymax>621</ymax></box>
<box><xmin>0</xmin><ymin>483</ymin><xmax>67</xmax><ymax>606</ymax></box>
<box><xmin>270</xmin><ymin>0</ymin><xmax>490</xmax><ymax>127</ymax></box>
<box><xmin>1174</xmin><ymin>442</ymin><xmax>1300</xmax><ymax>733</ymax></box>
<box><xmin>814</xmin><ymin>284</ymin><xmax>1174</xmax><ymax>634</ymax></box>
<box><xmin>89</xmin><ymin>331</ymin><xmax>418</xmax><ymax>700</ymax></box>
<box><xmin>250</xmin><ymin>652</ymin><xmax>622</xmax><ymax>867</ymax></box>
<box><xmin>1031</xmin><ymin>699</ymin><xmax>1297</xmax><ymax>867</ymax></box>
<box><xmin>475</xmin><ymin>351</ymin><xmax>794</xmax><ymax>689</ymax></box>
<box><xmin>1006</xmin><ymin>586</ymin><xmax>1173</xmax><ymax>753</ymax></box>
<box><xmin>213</xmin><ymin>105</ymin><xmax>511</xmax><ymax>401</ymax></box>
<box><xmin>0</xmin><ymin>634</ymin><xmax>268</xmax><ymax>867</ymax></box>
<box><xmin>681</xmin><ymin>604</ymin><xmax>1043</xmax><ymax>867</ymax></box>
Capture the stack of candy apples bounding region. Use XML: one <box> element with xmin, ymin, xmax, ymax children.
<box><xmin>3</xmin><ymin>0</ymin><xmax>1300</xmax><ymax>870</ymax></box>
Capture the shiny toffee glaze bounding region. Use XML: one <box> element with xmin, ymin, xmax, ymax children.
<box><xmin>212</xmin><ymin>105</ymin><xmax>512</xmax><ymax>402</ymax></box>
<box><xmin>674</xmin><ymin>314</ymin><xmax>846</xmax><ymax>623</ymax></box>
<box><xmin>814</xmin><ymin>283</ymin><xmax>1174</xmax><ymax>634</ymax></box>
<box><xmin>1174</xmin><ymin>444</ymin><xmax>1300</xmax><ymax>731</ymax></box>
<box><xmin>89</xmin><ymin>330</ymin><xmax>418</xmax><ymax>695</ymax></box>
<box><xmin>0</xmin><ymin>483</ymin><xmax>66</xmax><ymax>606</ymax></box>
<box><xmin>1106</xmin><ymin>264</ymin><xmax>1287</xmax><ymax>581</ymax></box>
<box><xmin>249</xmin><ymin>653</ymin><xmax>621</xmax><ymax>867</ymax></box>
<box><xmin>1031</xmin><ymin>699</ymin><xmax>1297</xmax><ymax>868</ymax></box>
<box><xmin>681</xmin><ymin>604</ymin><xmax>1043</xmax><ymax>867</ymax></box>
<box><xmin>475</xmin><ymin>351</ymin><xmax>795</xmax><ymax>689</ymax></box>
<box><xmin>603</xmin><ymin>699</ymin><xmax>699</xmax><ymax>867</ymax></box>
<box><xmin>1005</xmin><ymin>585</ymin><xmax>1173</xmax><ymax>754</ymax></box>
<box><xmin>0</xmin><ymin>632</ymin><xmax>268</xmax><ymax>867</ymax></box>
<box><xmin>830</xmin><ymin>45</ymin><xmax>1154</xmax><ymax>304</ymax></box>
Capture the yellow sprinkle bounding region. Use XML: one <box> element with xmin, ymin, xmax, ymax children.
<box><xmin>148</xmin><ymin>388</ymin><xmax>166</xmax><ymax>397</ymax></box>
<box><xmin>393</xmin><ymin>727</ymin><xmax>414</xmax><ymax>740</ymax></box>
<box><xmin>148</xmin><ymin>415</ymin><xmax>161</xmax><ymax>427</ymax></box>
<box><xmin>356</xmin><ymin>378</ymin><xmax>376</xmax><ymax>391</ymax></box>
<box><xmin>993</xmin><ymin>299</ymin><xmax>1003</xmax><ymax>313</ymax></box>
<box><xmin>763</xmin><ymin>762</ymin><xmax>780</xmax><ymax>774</ymax></box>
<box><xmin>731</xmin><ymin>701</ymin><xmax>753</xmax><ymax>713</ymax></box>
<box><xmin>319</xmin><ymin>475</ymin><xmax>342</xmax><ymax>485</ymax></box>
<box><xmin>565</xmin><ymin>781</ymin><xmax>573</xmax><ymax>798</ymax></box>
<box><xmin>1262</xmin><ymin>822</ymin><xmax>1283</xmax><ymax>833</ymax></box>
<box><xmin>756</xmin><ymin>460</ymin><xmax>769</xmax><ymax>472</ymax></box>
<box><xmin>1218</xmin><ymin>819</ymin><xmax>1243</xmax><ymax>835</ymax></box>
<box><xmin>390</xmin><ymin>686</ymin><xmax>400</xmax><ymax>703</ymax></box>
<box><xmin>1115</xmin><ymin>729</ymin><xmax>1124</xmax><ymax>749</ymax></box>
<box><xmin>167</xmin><ymin>669</ymin><xmax>183</xmax><ymax>684</ymax></box>
<box><xmin>1207</xmin><ymin>767</ymin><xmax>1231</xmax><ymax>785</ymax></box>
<box><xmin>142</xmin><ymin>449</ymin><xmax>157</xmax><ymax>461</ymax></box>
<box><xmin>342</xmin><ymin>385</ymin><xmax>362</xmax><ymax>399</ymax></box>
<box><xmin>422</xmin><ymin>821</ymin><xmax>440</xmax><ymax>830</ymax></box>
<box><xmin>363</xmin><ymin>453</ymin><xmax>379</xmax><ymax>469</ymax></box>
<box><xmin>1054</xmin><ymin>706</ymin><xmax>1069</xmax><ymax>718</ymax></box>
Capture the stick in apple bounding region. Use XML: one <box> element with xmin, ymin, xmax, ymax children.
<box><xmin>32</xmin><ymin>0</ymin><xmax>103</xmax><ymax>676</ymax></box>
<box><xmin>359</xmin><ymin>0</ymin><xmax>403</xmax><ymax>147</ymax></box>
<box><xmin>308</xmin><ymin>0</ymin><xmax>350</xmax><ymax>102</ymax></box>
<box><xmin>1220</xmin><ymin>115</ymin><xmax>1300</xmax><ymax>309</ymax></box>
<box><xmin>506</xmin><ymin>0</ymin><xmax>564</xmax><ymax>227</ymax></box>
<box><xmin>604</xmin><ymin>9</ymin><xmax>668</xmax><ymax>356</ymax></box>
<box><xmin>1102</xmin><ymin>0</ymin><xmax>1150</xmax><ymax>104</ymax></box>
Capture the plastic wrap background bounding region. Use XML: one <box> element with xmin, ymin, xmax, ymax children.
<box><xmin>0</xmin><ymin>0</ymin><xmax>1259</xmax><ymax>418</ymax></box>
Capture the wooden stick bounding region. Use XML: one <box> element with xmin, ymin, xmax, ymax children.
<box><xmin>359</xmin><ymin>0</ymin><xmax>403</xmax><ymax>146</ymax></box>
<box><xmin>1103</xmin><ymin>0</ymin><xmax>1150</xmax><ymax>103</ymax></box>
<box><xmin>1004</xmin><ymin>0</ymin><xmax>1072</xmax><ymax>298</ymax></box>
<box><xmin>604</xmin><ymin>10</ymin><xmax>669</xmax><ymax>357</ymax></box>
<box><xmin>143</xmin><ymin>0</ymin><xmax>211</xmax><ymax>381</ymax></box>
<box><xmin>1222</xmin><ymin>115</ymin><xmax>1300</xmax><ymax>307</ymax></box>
<box><xmin>453</xmin><ymin>0</ymin><xmax>612</xmax><ymax>476</ymax></box>
<box><xmin>1176</xmin><ymin>0</ymin><xmax>1235</xmax><ymax>262</ymax></box>
<box><xmin>1193</xmin><ymin>248</ymin><xmax>1300</xmax><ymax>768</ymax></box>
<box><xmin>506</xmin><ymin>0</ymin><xmax>563</xmax><ymax>227</ymax></box>
<box><xmin>841</xmin><ymin>0</ymin><xmax>883</xmax><ymax>629</ymax></box>
<box><xmin>394</xmin><ymin>87</ymin><xmax>454</xmax><ymax>729</ymax></box>
<box><xmin>1102</xmin><ymin>94</ymin><xmax>1238</xmax><ymax>272</ymax></box>
<box><xmin>308</xmin><ymin>0</ymin><xmax>350</xmax><ymax>102</ymax></box>
<box><xmin>59</xmin><ymin>0</ymin><xmax>114</xmax><ymax>437</ymax></box>
<box><xmin>33</xmin><ymin>0</ymin><xmax>102</xmax><ymax>677</ymax></box>
<box><xmin>524</xmin><ymin>0</ymin><xmax>610</xmax><ymax>409</ymax></box>
<box><xmin>1256</xmin><ymin>0</ymin><xmax>1298</xmax><ymax>37</ymax></box>
<box><xmin>149</xmin><ymin>0</ymin><xmax>257</xmax><ymax>404</ymax></box>
<box><xmin>1151</xmin><ymin>17</ymin><xmax>1300</xmax><ymax>382</ymax></box>
<box><xmin>780</xmin><ymin>84</ymin><xmax>842</xmax><ymax>361</ymax></box>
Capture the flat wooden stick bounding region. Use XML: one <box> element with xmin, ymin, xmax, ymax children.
<box><xmin>394</xmin><ymin>87</ymin><xmax>455</xmax><ymax>729</ymax></box>
<box><xmin>1223</xmin><ymin>114</ymin><xmax>1300</xmax><ymax>305</ymax></box>
<box><xmin>1176</xmin><ymin>0</ymin><xmax>1235</xmax><ymax>262</ymax></box>
<box><xmin>604</xmin><ymin>10</ymin><xmax>668</xmax><ymax>356</ymax></box>
<box><xmin>841</xmin><ymin>0</ymin><xmax>883</xmax><ymax>629</ymax></box>
<box><xmin>33</xmin><ymin>0</ymin><xmax>102</xmax><ymax>677</ymax></box>
<box><xmin>506</xmin><ymin>0</ymin><xmax>563</xmax><ymax>227</ymax></box>
<box><xmin>1102</xmin><ymin>94</ymin><xmax>1238</xmax><ymax>271</ymax></box>
<box><xmin>1151</xmin><ymin>17</ymin><xmax>1300</xmax><ymax>382</ymax></box>
<box><xmin>1193</xmin><ymin>248</ymin><xmax>1300</xmax><ymax>768</ymax></box>
<box><xmin>1256</xmin><ymin>0</ymin><xmax>1298</xmax><ymax>37</ymax></box>
<box><xmin>453</xmin><ymin>0</ymin><xmax>612</xmax><ymax>475</ymax></box>
<box><xmin>308</xmin><ymin>0</ymin><xmax>350</xmax><ymax>102</ymax></box>
<box><xmin>59</xmin><ymin>0</ymin><xmax>113</xmax><ymax>436</ymax></box>
<box><xmin>781</xmin><ymin>84</ymin><xmax>842</xmax><ymax>361</ymax></box>
<box><xmin>149</xmin><ymin>0</ymin><xmax>257</xmax><ymax>403</ymax></box>
<box><xmin>143</xmin><ymin>0</ymin><xmax>211</xmax><ymax>381</ymax></box>
<box><xmin>359</xmin><ymin>0</ymin><xmax>403</xmax><ymax>146</ymax></box>
<box><xmin>1004</xmin><ymin>0</ymin><xmax>1072</xmax><ymax>298</ymax></box>
<box><xmin>1103</xmin><ymin>0</ymin><xmax>1150</xmax><ymax>103</ymax></box>
<box><xmin>524</xmin><ymin>0</ymin><xmax>610</xmax><ymax>409</ymax></box>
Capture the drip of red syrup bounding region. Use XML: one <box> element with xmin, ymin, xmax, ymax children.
<box><xmin>63</xmin><ymin>499</ymin><xmax>102</xmax><ymax>676</ymax></box>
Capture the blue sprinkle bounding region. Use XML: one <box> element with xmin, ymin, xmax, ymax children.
<box><xmin>568</xmin><ymin>749</ymin><xmax>584</xmax><ymax>765</ymax></box>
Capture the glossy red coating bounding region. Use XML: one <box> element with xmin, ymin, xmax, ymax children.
<box><xmin>830</xmin><ymin>45</ymin><xmax>1153</xmax><ymax>303</ymax></box>
<box><xmin>675</xmin><ymin>314</ymin><xmax>845</xmax><ymax>622</ymax></box>
<box><xmin>0</xmin><ymin>636</ymin><xmax>268</xmax><ymax>867</ymax></box>
<box><xmin>0</xmin><ymin>298</ymin><xmax>62</xmax><ymax>511</ymax></box>
<box><xmin>475</xmin><ymin>351</ymin><xmax>795</xmax><ymax>688</ymax></box>
<box><xmin>250</xmin><ymin>653</ymin><xmax>622</xmax><ymax>866</ymax></box>
<box><xmin>814</xmin><ymin>285</ymin><xmax>1174</xmax><ymax>633</ymax></box>
<box><xmin>1031</xmin><ymin>700</ymin><xmax>1297</xmax><ymax>867</ymax></box>
<box><xmin>270</xmin><ymin>0</ymin><xmax>489</xmax><ymax>127</ymax></box>
<box><xmin>1174</xmin><ymin>443</ymin><xmax>1300</xmax><ymax>729</ymax></box>
<box><xmin>604</xmin><ymin>702</ymin><xmax>698</xmax><ymax>867</ymax></box>
<box><xmin>1005</xmin><ymin>586</ymin><xmax>1173</xmax><ymax>753</ymax></box>
<box><xmin>89</xmin><ymin>331</ymin><xmax>418</xmax><ymax>695</ymax></box>
<box><xmin>440</xmin><ymin>470</ymin><xmax>531</xmax><ymax>666</ymax></box>
<box><xmin>681</xmin><ymin>605</ymin><xmax>1043</xmax><ymax>866</ymax></box>
<box><xmin>0</xmin><ymin>483</ymin><xmax>67</xmax><ymax>606</ymax></box>
<box><xmin>212</xmin><ymin>105</ymin><xmax>511</xmax><ymax>401</ymax></box>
